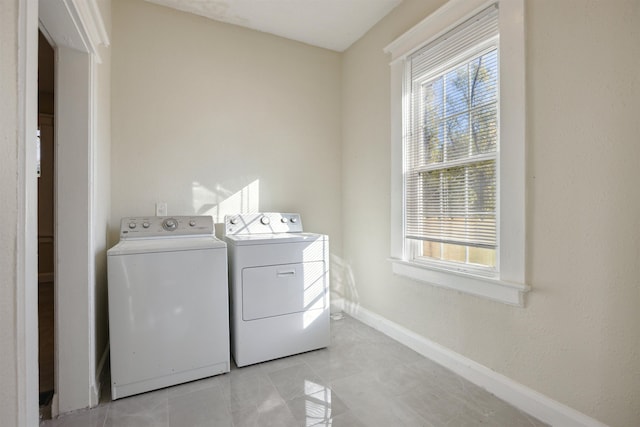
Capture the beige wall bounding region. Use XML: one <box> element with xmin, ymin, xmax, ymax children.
<box><xmin>341</xmin><ymin>1</ymin><xmax>640</xmax><ymax>426</ymax></box>
<box><xmin>0</xmin><ymin>1</ymin><xmax>20</xmax><ymax>425</ymax></box>
<box><xmin>111</xmin><ymin>0</ymin><xmax>343</xmax><ymax>252</ymax></box>
<box><xmin>1</xmin><ymin>0</ymin><xmax>631</xmax><ymax>423</ymax></box>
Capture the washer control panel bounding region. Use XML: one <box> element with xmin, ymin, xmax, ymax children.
<box><xmin>224</xmin><ymin>213</ymin><xmax>303</xmax><ymax>235</ymax></box>
<box><xmin>119</xmin><ymin>216</ymin><xmax>214</xmax><ymax>239</ymax></box>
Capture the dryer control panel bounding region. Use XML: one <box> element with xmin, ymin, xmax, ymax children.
<box><xmin>119</xmin><ymin>216</ymin><xmax>214</xmax><ymax>239</ymax></box>
<box><xmin>224</xmin><ymin>213</ymin><xmax>303</xmax><ymax>235</ymax></box>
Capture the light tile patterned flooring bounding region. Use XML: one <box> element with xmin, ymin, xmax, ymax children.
<box><xmin>42</xmin><ymin>314</ymin><xmax>548</xmax><ymax>426</ymax></box>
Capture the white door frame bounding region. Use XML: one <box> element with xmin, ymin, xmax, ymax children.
<box><xmin>52</xmin><ymin>44</ymin><xmax>97</xmax><ymax>414</ymax></box>
<box><xmin>16</xmin><ymin>0</ymin><xmax>39</xmax><ymax>425</ymax></box>
<box><xmin>17</xmin><ymin>0</ymin><xmax>109</xmax><ymax>420</ymax></box>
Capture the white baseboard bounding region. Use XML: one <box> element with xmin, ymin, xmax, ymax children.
<box><xmin>337</xmin><ymin>299</ymin><xmax>608</xmax><ymax>427</ymax></box>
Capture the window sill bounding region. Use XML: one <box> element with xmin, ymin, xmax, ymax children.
<box><xmin>389</xmin><ymin>258</ymin><xmax>529</xmax><ymax>306</ymax></box>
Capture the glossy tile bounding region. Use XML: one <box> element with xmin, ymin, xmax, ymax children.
<box><xmin>397</xmin><ymin>387</ymin><xmax>485</xmax><ymax>426</ymax></box>
<box><xmin>40</xmin><ymin>314</ymin><xmax>549</xmax><ymax>427</ymax></box>
<box><xmin>285</xmin><ymin>386</ymin><xmax>349</xmax><ymax>426</ymax></box>
<box><xmin>166</xmin><ymin>374</ymin><xmax>221</xmax><ymax>400</ymax></box>
<box><xmin>230</xmin><ymin>399</ymin><xmax>298</xmax><ymax>427</ymax></box>
<box><xmin>302</xmin><ymin>347</ymin><xmax>365</xmax><ymax>382</ymax></box>
<box><xmin>311</xmin><ymin>411</ymin><xmax>367</xmax><ymax>427</ymax></box>
<box><xmin>267</xmin><ymin>363</ymin><xmax>328</xmax><ymax>401</ymax></box>
<box><xmin>104</xmin><ymin>389</ymin><xmax>169</xmax><ymax>427</ymax></box>
<box><xmin>370</xmin><ymin>359</ymin><xmax>442</xmax><ymax>397</ymax></box>
<box><xmin>168</xmin><ymin>386</ymin><xmax>232</xmax><ymax>427</ymax></box>
<box><xmin>256</xmin><ymin>353</ymin><xmax>309</xmax><ymax>374</ymax></box>
<box><xmin>347</xmin><ymin>397</ymin><xmax>428</xmax><ymax>427</ymax></box>
<box><xmin>219</xmin><ymin>372</ymin><xmax>283</xmax><ymax>414</ymax></box>
<box><xmin>44</xmin><ymin>405</ymin><xmax>108</xmax><ymax>427</ymax></box>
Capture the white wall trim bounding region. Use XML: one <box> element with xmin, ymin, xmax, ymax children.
<box><xmin>87</xmin><ymin>51</ymin><xmax>99</xmax><ymax>410</ymax></box>
<box><xmin>390</xmin><ymin>259</ymin><xmax>528</xmax><ymax>306</ymax></box>
<box><xmin>67</xmin><ymin>0</ymin><xmax>110</xmax><ymax>64</ymax></box>
<box><xmin>338</xmin><ymin>299</ymin><xmax>609</xmax><ymax>427</ymax></box>
<box><xmin>39</xmin><ymin>0</ymin><xmax>109</xmax><ymax>63</ymax></box>
<box><xmin>55</xmin><ymin>45</ymin><xmax>94</xmax><ymax>414</ymax></box>
<box><xmin>17</xmin><ymin>0</ymin><xmax>40</xmax><ymax>425</ymax></box>
<box><xmin>384</xmin><ymin>0</ymin><xmax>495</xmax><ymax>62</ymax></box>
<box><xmin>73</xmin><ymin>0</ymin><xmax>110</xmax><ymax>48</ymax></box>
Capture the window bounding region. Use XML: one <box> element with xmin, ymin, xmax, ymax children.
<box><xmin>407</xmin><ymin>9</ymin><xmax>499</xmax><ymax>271</ymax></box>
<box><xmin>386</xmin><ymin>0</ymin><xmax>528</xmax><ymax>305</ymax></box>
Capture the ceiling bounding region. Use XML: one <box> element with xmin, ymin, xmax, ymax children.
<box><xmin>145</xmin><ymin>0</ymin><xmax>403</xmax><ymax>52</ymax></box>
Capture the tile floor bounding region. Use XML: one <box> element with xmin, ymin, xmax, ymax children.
<box><xmin>41</xmin><ymin>314</ymin><xmax>548</xmax><ymax>426</ymax></box>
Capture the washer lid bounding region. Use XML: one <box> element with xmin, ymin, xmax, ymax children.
<box><xmin>224</xmin><ymin>232</ymin><xmax>326</xmax><ymax>246</ymax></box>
<box><xmin>108</xmin><ymin>236</ymin><xmax>226</xmax><ymax>256</ymax></box>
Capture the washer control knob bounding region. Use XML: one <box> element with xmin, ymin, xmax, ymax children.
<box><xmin>261</xmin><ymin>216</ymin><xmax>270</xmax><ymax>225</ymax></box>
<box><xmin>230</xmin><ymin>217</ymin><xmax>238</xmax><ymax>225</ymax></box>
<box><xmin>290</xmin><ymin>217</ymin><xmax>297</xmax><ymax>223</ymax></box>
<box><xmin>281</xmin><ymin>217</ymin><xmax>288</xmax><ymax>223</ymax></box>
<box><xmin>142</xmin><ymin>222</ymin><xmax>150</xmax><ymax>228</ymax></box>
<box><xmin>162</xmin><ymin>218</ymin><xmax>178</xmax><ymax>231</ymax></box>
<box><xmin>128</xmin><ymin>222</ymin><xmax>136</xmax><ymax>229</ymax></box>
<box><xmin>189</xmin><ymin>220</ymin><xmax>196</xmax><ymax>227</ymax></box>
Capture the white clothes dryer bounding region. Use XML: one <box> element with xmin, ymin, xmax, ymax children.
<box><xmin>224</xmin><ymin>213</ymin><xmax>330</xmax><ymax>367</ymax></box>
<box><xmin>107</xmin><ymin>216</ymin><xmax>229</xmax><ymax>399</ymax></box>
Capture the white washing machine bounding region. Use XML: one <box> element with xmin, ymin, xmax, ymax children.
<box><xmin>107</xmin><ymin>216</ymin><xmax>229</xmax><ymax>399</ymax></box>
<box><xmin>224</xmin><ymin>213</ymin><xmax>330</xmax><ymax>367</ymax></box>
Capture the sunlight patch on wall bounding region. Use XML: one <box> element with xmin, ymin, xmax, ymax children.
<box><xmin>192</xmin><ymin>179</ymin><xmax>260</xmax><ymax>222</ymax></box>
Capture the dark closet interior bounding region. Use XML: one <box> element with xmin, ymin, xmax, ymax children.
<box><xmin>38</xmin><ymin>30</ymin><xmax>55</xmax><ymax>419</ymax></box>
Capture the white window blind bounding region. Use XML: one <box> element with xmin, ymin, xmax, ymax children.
<box><xmin>405</xmin><ymin>4</ymin><xmax>499</xmax><ymax>252</ymax></box>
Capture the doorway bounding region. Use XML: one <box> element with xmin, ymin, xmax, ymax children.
<box><xmin>36</xmin><ymin>0</ymin><xmax>111</xmax><ymax>415</ymax></box>
<box><xmin>37</xmin><ymin>30</ymin><xmax>55</xmax><ymax>420</ymax></box>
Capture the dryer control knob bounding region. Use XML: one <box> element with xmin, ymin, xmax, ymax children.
<box><xmin>128</xmin><ymin>222</ymin><xmax>136</xmax><ymax>229</ymax></box>
<box><xmin>163</xmin><ymin>218</ymin><xmax>178</xmax><ymax>231</ymax></box>
<box><xmin>189</xmin><ymin>220</ymin><xmax>196</xmax><ymax>227</ymax></box>
<box><xmin>281</xmin><ymin>217</ymin><xmax>288</xmax><ymax>223</ymax></box>
<box><xmin>261</xmin><ymin>216</ymin><xmax>270</xmax><ymax>225</ymax></box>
<box><xmin>290</xmin><ymin>217</ymin><xmax>297</xmax><ymax>223</ymax></box>
<box><xmin>230</xmin><ymin>217</ymin><xmax>238</xmax><ymax>225</ymax></box>
<box><xmin>142</xmin><ymin>222</ymin><xmax>150</xmax><ymax>228</ymax></box>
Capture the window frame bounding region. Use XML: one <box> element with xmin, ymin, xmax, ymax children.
<box><xmin>386</xmin><ymin>0</ymin><xmax>528</xmax><ymax>306</ymax></box>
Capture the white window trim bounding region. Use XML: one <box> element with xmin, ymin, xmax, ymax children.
<box><xmin>386</xmin><ymin>0</ymin><xmax>528</xmax><ymax>306</ymax></box>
